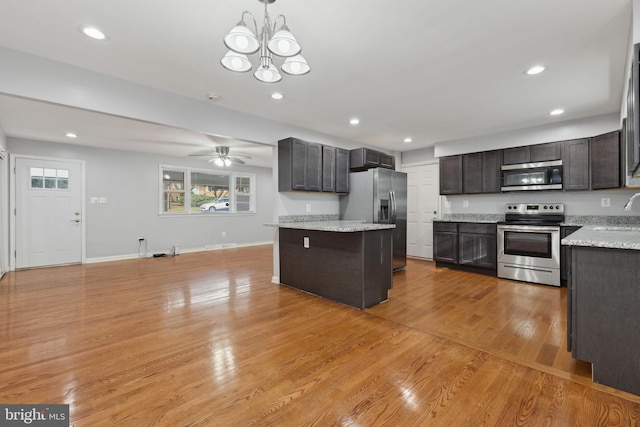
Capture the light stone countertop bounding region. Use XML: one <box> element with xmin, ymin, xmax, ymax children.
<box><xmin>265</xmin><ymin>220</ymin><xmax>396</xmax><ymax>232</ymax></box>
<box><xmin>561</xmin><ymin>225</ymin><xmax>640</xmax><ymax>251</ymax></box>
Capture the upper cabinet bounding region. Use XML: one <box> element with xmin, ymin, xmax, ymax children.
<box><xmin>279</xmin><ymin>137</ymin><xmax>350</xmax><ymax>193</ymax></box>
<box><xmin>439</xmin><ymin>150</ymin><xmax>501</xmax><ymax>195</ymax></box>
<box><xmin>350</xmin><ymin>148</ymin><xmax>395</xmax><ymax>172</ymax></box>
<box><xmin>503</xmin><ymin>142</ymin><xmax>561</xmax><ymax>164</ymax></box>
<box><xmin>590</xmin><ymin>130</ymin><xmax>622</xmax><ymax>190</ymax></box>
<box><xmin>439</xmin><ymin>155</ymin><xmax>463</xmax><ymax>195</ymax></box>
<box><xmin>438</xmin><ymin>132</ymin><xmax>624</xmax><ymax>195</ymax></box>
<box><xmin>562</xmin><ymin>138</ymin><xmax>590</xmax><ymax>191</ymax></box>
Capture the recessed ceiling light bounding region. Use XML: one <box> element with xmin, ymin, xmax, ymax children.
<box><xmin>526</xmin><ymin>65</ymin><xmax>545</xmax><ymax>75</ymax></box>
<box><xmin>271</xmin><ymin>92</ymin><xmax>284</xmax><ymax>100</ymax></box>
<box><xmin>404</xmin><ymin>137</ymin><xmax>412</xmax><ymax>143</ymax></box>
<box><xmin>79</xmin><ymin>26</ymin><xmax>108</xmax><ymax>40</ymax></box>
<box><xmin>549</xmin><ymin>108</ymin><xmax>564</xmax><ymax>116</ymax></box>
<box><xmin>349</xmin><ymin>118</ymin><xmax>360</xmax><ymax>125</ymax></box>
<box><xmin>65</xmin><ymin>132</ymin><xmax>78</xmax><ymax>138</ymax></box>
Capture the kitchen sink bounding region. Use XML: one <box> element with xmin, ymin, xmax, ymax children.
<box><xmin>591</xmin><ymin>226</ymin><xmax>640</xmax><ymax>232</ymax></box>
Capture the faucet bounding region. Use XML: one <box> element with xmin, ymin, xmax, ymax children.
<box><xmin>624</xmin><ymin>192</ymin><xmax>640</xmax><ymax>211</ymax></box>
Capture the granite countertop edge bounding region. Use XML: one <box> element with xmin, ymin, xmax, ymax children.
<box><xmin>562</xmin><ymin>224</ymin><xmax>640</xmax><ymax>251</ymax></box>
<box><xmin>265</xmin><ymin>220</ymin><xmax>396</xmax><ymax>232</ymax></box>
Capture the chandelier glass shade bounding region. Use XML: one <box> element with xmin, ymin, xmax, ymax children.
<box><xmin>221</xmin><ymin>0</ymin><xmax>310</xmax><ymax>83</ymax></box>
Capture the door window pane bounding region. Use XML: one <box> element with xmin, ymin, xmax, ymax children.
<box><xmin>30</xmin><ymin>167</ymin><xmax>70</xmax><ymax>190</ymax></box>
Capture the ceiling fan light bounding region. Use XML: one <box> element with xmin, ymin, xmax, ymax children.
<box><xmin>254</xmin><ymin>64</ymin><xmax>282</xmax><ymax>83</ymax></box>
<box><xmin>268</xmin><ymin>29</ymin><xmax>301</xmax><ymax>57</ymax></box>
<box><xmin>224</xmin><ymin>23</ymin><xmax>260</xmax><ymax>54</ymax></box>
<box><xmin>214</xmin><ymin>158</ymin><xmax>224</xmax><ymax>167</ymax></box>
<box><xmin>221</xmin><ymin>51</ymin><xmax>252</xmax><ymax>72</ymax></box>
<box><xmin>281</xmin><ymin>54</ymin><xmax>310</xmax><ymax>75</ymax></box>
<box><xmin>224</xmin><ymin>158</ymin><xmax>232</xmax><ymax>167</ymax></box>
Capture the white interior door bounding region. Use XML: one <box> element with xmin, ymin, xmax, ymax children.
<box><xmin>404</xmin><ymin>163</ymin><xmax>439</xmax><ymax>259</ymax></box>
<box><xmin>16</xmin><ymin>158</ymin><xmax>83</xmax><ymax>268</ymax></box>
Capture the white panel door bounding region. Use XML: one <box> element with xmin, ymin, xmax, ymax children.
<box><xmin>16</xmin><ymin>158</ymin><xmax>82</xmax><ymax>268</ymax></box>
<box><xmin>404</xmin><ymin>163</ymin><xmax>439</xmax><ymax>259</ymax></box>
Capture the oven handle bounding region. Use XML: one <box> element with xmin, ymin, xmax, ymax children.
<box><xmin>497</xmin><ymin>225</ymin><xmax>559</xmax><ymax>233</ymax></box>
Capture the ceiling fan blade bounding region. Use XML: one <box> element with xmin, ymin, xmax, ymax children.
<box><xmin>189</xmin><ymin>150</ymin><xmax>218</xmax><ymax>156</ymax></box>
<box><xmin>229</xmin><ymin>153</ymin><xmax>252</xmax><ymax>159</ymax></box>
<box><xmin>229</xmin><ymin>157</ymin><xmax>246</xmax><ymax>165</ymax></box>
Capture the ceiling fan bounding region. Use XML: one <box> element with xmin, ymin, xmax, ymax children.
<box><xmin>189</xmin><ymin>146</ymin><xmax>252</xmax><ymax>166</ymax></box>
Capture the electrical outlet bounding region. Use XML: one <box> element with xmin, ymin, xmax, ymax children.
<box><xmin>306</xmin><ymin>203</ymin><xmax>311</xmax><ymax>213</ymax></box>
<box><xmin>463</xmin><ymin>200</ymin><xmax>469</xmax><ymax>208</ymax></box>
<box><xmin>138</xmin><ymin>237</ymin><xmax>145</xmax><ymax>242</ymax></box>
<box><xmin>601</xmin><ymin>198</ymin><xmax>610</xmax><ymax>207</ymax></box>
<box><xmin>221</xmin><ymin>231</ymin><xmax>226</xmax><ymax>238</ymax></box>
<box><xmin>303</xmin><ymin>236</ymin><xmax>310</xmax><ymax>248</ymax></box>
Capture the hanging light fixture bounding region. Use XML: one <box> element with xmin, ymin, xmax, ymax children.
<box><xmin>221</xmin><ymin>0</ymin><xmax>310</xmax><ymax>83</ymax></box>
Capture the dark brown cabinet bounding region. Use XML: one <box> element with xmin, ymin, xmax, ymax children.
<box><xmin>335</xmin><ymin>148</ymin><xmax>350</xmax><ymax>193</ymax></box>
<box><xmin>433</xmin><ymin>222</ymin><xmax>458</xmax><ymax>264</ymax></box>
<box><xmin>568</xmin><ymin>246</ymin><xmax>640</xmax><ymax>395</ymax></box>
<box><xmin>458</xmin><ymin>223</ymin><xmax>497</xmax><ymax>270</ymax></box>
<box><xmin>439</xmin><ymin>155</ymin><xmax>463</xmax><ymax>195</ymax></box>
<box><xmin>434</xmin><ymin>221</ymin><xmax>497</xmax><ymax>273</ymax></box>
<box><xmin>562</xmin><ymin>138</ymin><xmax>590</xmax><ymax>191</ymax></box>
<box><xmin>560</xmin><ymin>226</ymin><xmax>580</xmax><ymax>284</ymax></box>
<box><xmin>590</xmin><ymin>130</ymin><xmax>622</xmax><ymax>189</ymax></box>
<box><xmin>463</xmin><ymin>153</ymin><xmax>482</xmax><ymax>194</ymax></box>
<box><xmin>503</xmin><ymin>142</ymin><xmax>561</xmax><ymax>164</ymax></box>
<box><xmin>279</xmin><ymin>137</ymin><xmax>322</xmax><ymax>191</ymax></box>
<box><xmin>279</xmin><ymin>137</ymin><xmax>347</xmax><ymax>193</ymax></box>
<box><xmin>440</xmin><ymin>150</ymin><xmax>501</xmax><ymax>195</ymax></box>
<box><xmin>350</xmin><ymin>148</ymin><xmax>395</xmax><ymax>171</ymax></box>
<box><xmin>481</xmin><ymin>150</ymin><xmax>502</xmax><ymax>193</ymax></box>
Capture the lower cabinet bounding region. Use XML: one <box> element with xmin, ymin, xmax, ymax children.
<box><xmin>458</xmin><ymin>223</ymin><xmax>497</xmax><ymax>270</ymax></box>
<box><xmin>434</xmin><ymin>221</ymin><xmax>497</xmax><ymax>274</ymax></box>
<box><xmin>560</xmin><ymin>226</ymin><xmax>581</xmax><ymax>284</ymax></box>
<box><xmin>568</xmin><ymin>246</ymin><xmax>640</xmax><ymax>396</ymax></box>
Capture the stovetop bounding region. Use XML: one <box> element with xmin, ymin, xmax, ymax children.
<box><xmin>499</xmin><ymin>203</ymin><xmax>565</xmax><ymax>226</ymax></box>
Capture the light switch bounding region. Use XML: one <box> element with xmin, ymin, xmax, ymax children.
<box><xmin>303</xmin><ymin>236</ymin><xmax>310</xmax><ymax>248</ymax></box>
<box><xmin>90</xmin><ymin>197</ymin><xmax>99</xmax><ymax>204</ymax></box>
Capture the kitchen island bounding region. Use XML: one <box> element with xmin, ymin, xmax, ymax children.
<box><xmin>273</xmin><ymin>220</ymin><xmax>395</xmax><ymax>309</ymax></box>
<box><xmin>562</xmin><ymin>225</ymin><xmax>640</xmax><ymax>396</ymax></box>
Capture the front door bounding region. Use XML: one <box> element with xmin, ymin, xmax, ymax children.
<box><xmin>15</xmin><ymin>158</ymin><xmax>83</xmax><ymax>268</ymax></box>
<box><xmin>404</xmin><ymin>163</ymin><xmax>439</xmax><ymax>259</ymax></box>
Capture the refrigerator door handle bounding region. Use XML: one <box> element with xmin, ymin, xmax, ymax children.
<box><xmin>389</xmin><ymin>189</ymin><xmax>397</xmax><ymax>224</ymax></box>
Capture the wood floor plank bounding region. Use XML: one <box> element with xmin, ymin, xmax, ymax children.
<box><xmin>1</xmin><ymin>246</ymin><xmax>640</xmax><ymax>426</ymax></box>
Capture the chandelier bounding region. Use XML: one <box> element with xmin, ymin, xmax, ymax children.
<box><xmin>220</xmin><ymin>0</ymin><xmax>310</xmax><ymax>83</ymax></box>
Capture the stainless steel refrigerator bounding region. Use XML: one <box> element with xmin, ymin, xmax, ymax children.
<box><xmin>339</xmin><ymin>168</ymin><xmax>407</xmax><ymax>271</ymax></box>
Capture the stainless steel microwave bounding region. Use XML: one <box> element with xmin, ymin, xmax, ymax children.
<box><xmin>501</xmin><ymin>160</ymin><xmax>563</xmax><ymax>191</ymax></box>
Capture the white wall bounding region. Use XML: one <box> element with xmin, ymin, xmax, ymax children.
<box><xmin>8</xmin><ymin>138</ymin><xmax>274</xmax><ymax>262</ymax></box>
<box><xmin>433</xmin><ymin>113</ymin><xmax>620</xmax><ymax>158</ymax></box>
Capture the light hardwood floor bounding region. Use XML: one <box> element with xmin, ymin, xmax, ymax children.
<box><xmin>1</xmin><ymin>245</ymin><xmax>639</xmax><ymax>426</ymax></box>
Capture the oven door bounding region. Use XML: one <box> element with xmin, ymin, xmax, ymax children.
<box><xmin>497</xmin><ymin>224</ymin><xmax>560</xmax><ymax>269</ymax></box>
<box><xmin>497</xmin><ymin>224</ymin><xmax>561</xmax><ymax>286</ymax></box>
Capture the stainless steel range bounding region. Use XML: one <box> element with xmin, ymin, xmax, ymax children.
<box><xmin>497</xmin><ymin>203</ymin><xmax>564</xmax><ymax>287</ymax></box>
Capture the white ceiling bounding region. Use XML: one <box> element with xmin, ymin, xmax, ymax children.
<box><xmin>0</xmin><ymin>0</ymin><xmax>633</xmax><ymax>166</ymax></box>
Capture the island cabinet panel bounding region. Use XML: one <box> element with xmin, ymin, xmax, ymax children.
<box><xmin>570</xmin><ymin>246</ymin><xmax>640</xmax><ymax>395</ymax></box>
<box><xmin>279</xmin><ymin>228</ymin><xmax>392</xmax><ymax>309</ymax></box>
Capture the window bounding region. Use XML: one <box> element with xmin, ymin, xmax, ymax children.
<box><xmin>160</xmin><ymin>166</ymin><xmax>255</xmax><ymax>215</ymax></box>
<box><xmin>30</xmin><ymin>167</ymin><xmax>69</xmax><ymax>190</ymax></box>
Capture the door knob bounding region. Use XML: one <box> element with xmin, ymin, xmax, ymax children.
<box><xmin>70</xmin><ymin>219</ymin><xmax>80</xmax><ymax>223</ymax></box>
